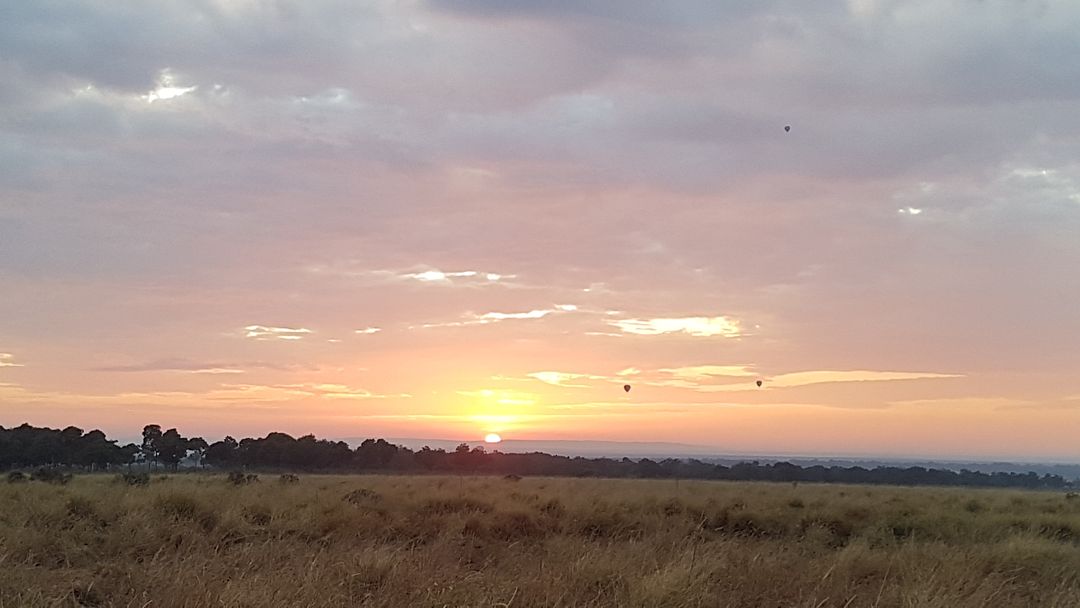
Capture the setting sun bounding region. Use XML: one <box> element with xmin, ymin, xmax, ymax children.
<box><xmin>484</xmin><ymin>433</ymin><xmax>502</xmax><ymax>444</ymax></box>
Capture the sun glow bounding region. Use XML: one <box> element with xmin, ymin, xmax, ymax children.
<box><xmin>484</xmin><ymin>433</ymin><xmax>502</xmax><ymax>444</ymax></box>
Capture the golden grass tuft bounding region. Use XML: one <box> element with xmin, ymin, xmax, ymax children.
<box><xmin>1</xmin><ymin>474</ymin><xmax>1079</xmax><ymax>606</ymax></box>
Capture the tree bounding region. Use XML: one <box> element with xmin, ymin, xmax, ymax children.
<box><xmin>205</xmin><ymin>436</ymin><xmax>238</xmax><ymax>468</ymax></box>
<box><xmin>141</xmin><ymin>424</ymin><xmax>162</xmax><ymax>470</ymax></box>
<box><xmin>155</xmin><ymin>428</ymin><xmax>191</xmax><ymax>470</ymax></box>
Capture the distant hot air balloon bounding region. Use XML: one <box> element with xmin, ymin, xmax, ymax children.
<box><xmin>784</xmin><ymin>125</ymin><xmax>791</xmax><ymax>132</ymax></box>
<box><xmin>623</xmin><ymin>384</ymin><xmax>632</xmax><ymax>393</ymax></box>
<box><xmin>756</xmin><ymin>380</ymin><xmax>763</xmax><ymax>387</ymax></box>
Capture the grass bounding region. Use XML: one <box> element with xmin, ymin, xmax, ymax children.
<box><xmin>2</xmin><ymin>474</ymin><xmax>1079</xmax><ymax>607</ymax></box>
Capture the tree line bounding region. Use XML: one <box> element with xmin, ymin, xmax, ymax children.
<box><xmin>1</xmin><ymin>423</ymin><xmax>1073</xmax><ymax>489</ymax></box>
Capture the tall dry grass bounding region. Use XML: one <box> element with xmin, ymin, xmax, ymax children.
<box><xmin>1</xmin><ymin>474</ymin><xmax>1079</xmax><ymax>607</ymax></box>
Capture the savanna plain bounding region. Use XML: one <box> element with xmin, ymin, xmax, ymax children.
<box><xmin>2</xmin><ymin>474</ymin><xmax>1079</xmax><ymax>607</ymax></box>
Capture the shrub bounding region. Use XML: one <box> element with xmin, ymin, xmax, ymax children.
<box><xmin>155</xmin><ymin>494</ymin><xmax>218</xmax><ymax>531</ymax></box>
<box><xmin>344</xmin><ymin>488</ymin><xmax>383</xmax><ymax>505</ymax></box>
<box><xmin>31</xmin><ymin>468</ymin><xmax>72</xmax><ymax>485</ymax></box>
<box><xmin>116</xmin><ymin>472</ymin><xmax>150</xmax><ymax>487</ymax></box>
<box><xmin>227</xmin><ymin>471</ymin><xmax>259</xmax><ymax>485</ymax></box>
<box><xmin>243</xmin><ymin>504</ymin><xmax>273</xmax><ymax>526</ymax></box>
<box><xmin>539</xmin><ymin>498</ymin><xmax>566</xmax><ymax>518</ymax></box>
<box><xmin>6</xmin><ymin>471</ymin><xmax>27</xmax><ymax>483</ymax></box>
<box><xmin>503</xmin><ymin>474</ymin><xmax>523</xmax><ymax>482</ymax></box>
<box><xmin>66</xmin><ymin>495</ymin><xmax>98</xmax><ymax>520</ymax></box>
<box><xmin>279</xmin><ymin>474</ymin><xmax>300</xmax><ymax>484</ymax></box>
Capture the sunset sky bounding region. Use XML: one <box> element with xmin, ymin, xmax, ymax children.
<box><xmin>2</xmin><ymin>1</ymin><xmax>1080</xmax><ymax>460</ymax></box>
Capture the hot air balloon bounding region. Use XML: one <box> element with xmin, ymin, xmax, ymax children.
<box><xmin>756</xmin><ymin>380</ymin><xmax>763</xmax><ymax>387</ymax></box>
<box><xmin>623</xmin><ymin>384</ymin><xmax>632</xmax><ymax>393</ymax></box>
<box><xmin>784</xmin><ymin>125</ymin><xmax>791</xmax><ymax>132</ymax></box>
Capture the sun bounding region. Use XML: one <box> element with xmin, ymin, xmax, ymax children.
<box><xmin>484</xmin><ymin>433</ymin><xmax>502</xmax><ymax>444</ymax></box>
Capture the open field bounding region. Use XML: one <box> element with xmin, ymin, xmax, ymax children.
<box><xmin>2</xmin><ymin>474</ymin><xmax>1079</xmax><ymax>607</ymax></box>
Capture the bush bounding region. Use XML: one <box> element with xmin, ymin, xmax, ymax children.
<box><xmin>66</xmin><ymin>495</ymin><xmax>98</xmax><ymax>520</ymax></box>
<box><xmin>503</xmin><ymin>474</ymin><xmax>523</xmax><ymax>482</ymax></box>
<box><xmin>155</xmin><ymin>494</ymin><xmax>218</xmax><ymax>531</ymax></box>
<box><xmin>31</xmin><ymin>468</ymin><xmax>72</xmax><ymax>485</ymax></box>
<box><xmin>227</xmin><ymin>471</ymin><xmax>259</xmax><ymax>485</ymax></box>
<box><xmin>6</xmin><ymin>471</ymin><xmax>27</xmax><ymax>483</ymax></box>
<box><xmin>116</xmin><ymin>472</ymin><xmax>150</xmax><ymax>487</ymax></box>
<box><xmin>279</xmin><ymin>474</ymin><xmax>300</xmax><ymax>484</ymax></box>
<box><xmin>539</xmin><ymin>498</ymin><xmax>566</xmax><ymax>518</ymax></box>
<box><xmin>344</xmin><ymin>488</ymin><xmax>382</xmax><ymax>505</ymax></box>
<box><xmin>243</xmin><ymin>504</ymin><xmax>273</xmax><ymax>526</ymax></box>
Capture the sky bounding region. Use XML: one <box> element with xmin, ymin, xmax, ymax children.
<box><xmin>2</xmin><ymin>0</ymin><xmax>1080</xmax><ymax>461</ymax></box>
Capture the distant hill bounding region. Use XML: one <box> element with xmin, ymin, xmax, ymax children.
<box><xmin>340</xmin><ymin>437</ymin><xmax>720</xmax><ymax>458</ymax></box>
<box><xmin>335</xmin><ymin>437</ymin><xmax>1080</xmax><ymax>479</ymax></box>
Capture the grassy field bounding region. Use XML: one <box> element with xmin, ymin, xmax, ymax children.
<box><xmin>2</xmin><ymin>474</ymin><xmax>1079</xmax><ymax>607</ymax></box>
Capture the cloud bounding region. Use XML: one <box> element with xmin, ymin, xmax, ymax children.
<box><xmin>679</xmin><ymin>370</ymin><xmax>963</xmax><ymax>393</ymax></box>
<box><xmin>281</xmin><ymin>383</ymin><xmax>410</xmax><ymax>400</ymax></box>
<box><xmin>609</xmin><ymin>316</ymin><xmax>742</xmax><ymax>338</ymax></box>
<box><xmin>0</xmin><ymin>380</ymin><xmax>408</xmax><ymax>408</ymax></box>
<box><xmin>243</xmin><ymin>325</ymin><xmax>313</xmax><ymax>341</ymax></box>
<box><xmin>354</xmin><ymin>327</ymin><xmax>382</xmax><ymax>335</ymax></box>
<box><xmin>90</xmin><ymin>358</ymin><xmax>310</xmax><ymax>374</ymax></box>
<box><xmin>528</xmin><ymin>371</ymin><xmax>603</xmax><ymax>388</ymax></box>
<box><xmin>0</xmin><ymin>353</ymin><xmax>23</xmax><ymax>368</ymax></box>
<box><xmin>400</xmin><ymin>269</ymin><xmax>515</xmax><ymax>284</ymax></box>
<box><xmin>143</xmin><ymin>70</ymin><xmax>197</xmax><ymax>103</ymax></box>
<box><xmin>93</xmin><ymin>359</ymin><xmax>246</xmax><ymax>374</ymax></box>
<box><xmin>307</xmin><ymin>264</ymin><xmax>518</xmax><ymax>287</ymax></box>
<box><xmin>415</xmin><ymin>304</ymin><xmax>580</xmax><ymax>328</ymax></box>
<box><xmin>657</xmin><ymin>365</ymin><xmax>756</xmax><ymax>380</ymax></box>
<box><xmin>527</xmin><ymin>364</ymin><xmax>960</xmax><ymax>394</ymax></box>
<box><xmin>2</xmin><ymin>0</ymin><xmax>1080</xmax><ymax>457</ymax></box>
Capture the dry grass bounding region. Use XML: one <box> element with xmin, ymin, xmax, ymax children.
<box><xmin>2</xmin><ymin>474</ymin><xmax>1079</xmax><ymax>607</ymax></box>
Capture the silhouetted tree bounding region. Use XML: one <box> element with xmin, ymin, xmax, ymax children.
<box><xmin>141</xmin><ymin>424</ymin><xmax>163</xmax><ymax>470</ymax></box>
<box><xmin>0</xmin><ymin>422</ymin><xmax>1072</xmax><ymax>489</ymax></box>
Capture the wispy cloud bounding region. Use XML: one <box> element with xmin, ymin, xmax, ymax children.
<box><xmin>243</xmin><ymin>325</ymin><xmax>313</xmax><ymax>341</ymax></box>
<box><xmin>658</xmin><ymin>365</ymin><xmax>757</xmax><ymax>380</ymax></box>
<box><xmin>142</xmin><ymin>70</ymin><xmax>196</xmax><ymax>103</ymax></box>
<box><xmin>400</xmin><ymin>269</ymin><xmax>514</xmax><ymax>283</ymax></box>
<box><xmin>354</xmin><ymin>327</ymin><xmax>382</xmax><ymax>335</ymax></box>
<box><xmin>415</xmin><ymin>304</ymin><xmax>579</xmax><ymax>329</ymax></box>
<box><xmin>528</xmin><ymin>371</ymin><xmax>604</xmax><ymax>388</ymax></box>
<box><xmin>307</xmin><ymin>264</ymin><xmax>517</xmax><ymax>286</ymax></box>
<box><xmin>0</xmin><ymin>353</ymin><xmax>23</xmax><ymax>368</ymax></box>
<box><xmin>526</xmin><ymin>365</ymin><xmax>961</xmax><ymax>394</ymax></box>
<box><xmin>282</xmin><ymin>383</ymin><xmax>410</xmax><ymax>400</ymax></box>
<box><xmin>763</xmin><ymin>370</ymin><xmax>961</xmax><ymax>389</ymax></box>
<box><xmin>609</xmin><ymin>316</ymin><xmax>742</xmax><ymax>338</ymax></box>
<box><xmin>0</xmin><ymin>380</ymin><xmax>408</xmax><ymax>408</ymax></box>
<box><xmin>668</xmin><ymin>369</ymin><xmax>962</xmax><ymax>392</ymax></box>
<box><xmin>93</xmin><ymin>358</ymin><xmax>242</xmax><ymax>374</ymax></box>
